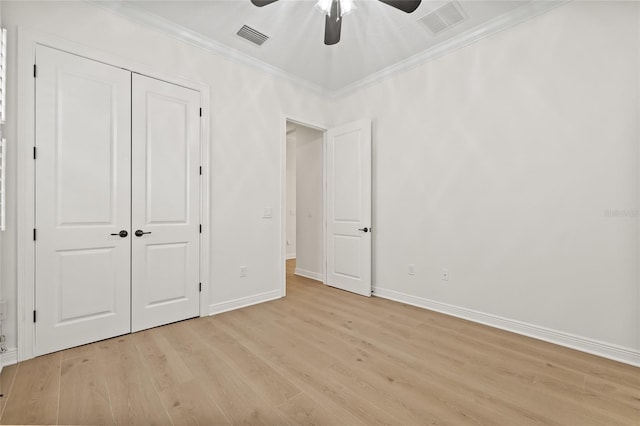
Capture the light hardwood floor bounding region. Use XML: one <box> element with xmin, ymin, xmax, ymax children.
<box><xmin>1</xmin><ymin>260</ymin><xmax>638</xmax><ymax>425</ymax></box>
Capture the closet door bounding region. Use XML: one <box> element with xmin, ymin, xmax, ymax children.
<box><xmin>131</xmin><ymin>74</ymin><xmax>201</xmax><ymax>332</ymax></box>
<box><xmin>34</xmin><ymin>46</ymin><xmax>132</xmax><ymax>355</ymax></box>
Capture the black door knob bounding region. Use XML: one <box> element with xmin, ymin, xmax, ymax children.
<box><xmin>110</xmin><ymin>230</ymin><xmax>128</xmax><ymax>238</ymax></box>
<box><xmin>358</xmin><ymin>227</ymin><xmax>369</xmax><ymax>233</ymax></box>
<box><xmin>135</xmin><ymin>230</ymin><xmax>152</xmax><ymax>237</ymax></box>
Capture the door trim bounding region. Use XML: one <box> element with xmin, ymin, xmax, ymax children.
<box><xmin>16</xmin><ymin>27</ymin><xmax>211</xmax><ymax>361</ymax></box>
<box><xmin>280</xmin><ymin>114</ymin><xmax>328</xmax><ymax>297</ymax></box>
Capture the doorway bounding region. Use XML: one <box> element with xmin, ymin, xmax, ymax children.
<box><xmin>285</xmin><ymin>120</ymin><xmax>325</xmax><ymax>288</ymax></box>
<box><xmin>282</xmin><ymin>117</ymin><xmax>373</xmax><ymax>298</ymax></box>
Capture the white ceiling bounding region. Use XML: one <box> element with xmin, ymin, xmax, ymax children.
<box><xmin>97</xmin><ymin>0</ymin><xmax>565</xmax><ymax>93</ymax></box>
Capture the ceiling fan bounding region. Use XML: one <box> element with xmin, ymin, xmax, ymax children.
<box><xmin>250</xmin><ymin>0</ymin><xmax>422</xmax><ymax>45</ymax></box>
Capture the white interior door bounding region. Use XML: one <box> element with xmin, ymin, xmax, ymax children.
<box><xmin>34</xmin><ymin>45</ymin><xmax>132</xmax><ymax>355</ymax></box>
<box><xmin>326</xmin><ymin>119</ymin><xmax>372</xmax><ymax>296</ymax></box>
<box><xmin>131</xmin><ymin>74</ymin><xmax>201</xmax><ymax>332</ymax></box>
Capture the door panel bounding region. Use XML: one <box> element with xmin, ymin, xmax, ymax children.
<box><xmin>131</xmin><ymin>74</ymin><xmax>200</xmax><ymax>332</ymax></box>
<box><xmin>57</xmin><ymin>248</ymin><xmax>119</xmax><ymax>323</ymax></box>
<box><xmin>35</xmin><ymin>45</ymin><xmax>132</xmax><ymax>355</ymax></box>
<box><xmin>145</xmin><ymin>242</ymin><xmax>188</xmax><ymax>305</ymax></box>
<box><xmin>145</xmin><ymin>92</ymin><xmax>189</xmax><ymax>224</ymax></box>
<box><xmin>326</xmin><ymin>120</ymin><xmax>372</xmax><ymax>297</ymax></box>
<box><xmin>56</xmin><ymin>72</ymin><xmax>118</xmax><ymax>226</ymax></box>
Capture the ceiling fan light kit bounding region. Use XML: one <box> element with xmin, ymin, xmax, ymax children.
<box><xmin>315</xmin><ymin>0</ymin><xmax>356</xmax><ymax>18</ymax></box>
<box><xmin>250</xmin><ymin>0</ymin><xmax>422</xmax><ymax>45</ymax></box>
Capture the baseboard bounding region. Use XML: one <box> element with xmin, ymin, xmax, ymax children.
<box><xmin>373</xmin><ymin>287</ymin><xmax>640</xmax><ymax>367</ymax></box>
<box><xmin>208</xmin><ymin>290</ymin><xmax>281</xmax><ymax>316</ymax></box>
<box><xmin>1</xmin><ymin>348</ymin><xmax>17</xmax><ymax>368</ymax></box>
<box><xmin>286</xmin><ymin>254</ymin><xmax>296</xmax><ymax>260</ymax></box>
<box><xmin>295</xmin><ymin>267</ymin><xmax>323</xmax><ymax>282</ymax></box>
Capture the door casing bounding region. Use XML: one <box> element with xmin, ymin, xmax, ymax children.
<box><xmin>16</xmin><ymin>28</ymin><xmax>211</xmax><ymax>362</ymax></box>
<box><xmin>280</xmin><ymin>115</ymin><xmax>328</xmax><ymax>296</ymax></box>
<box><xmin>280</xmin><ymin>116</ymin><xmax>373</xmax><ymax>297</ymax></box>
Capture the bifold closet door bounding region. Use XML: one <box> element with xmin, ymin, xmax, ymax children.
<box><xmin>130</xmin><ymin>74</ymin><xmax>201</xmax><ymax>332</ymax></box>
<box><xmin>34</xmin><ymin>45</ymin><xmax>132</xmax><ymax>355</ymax></box>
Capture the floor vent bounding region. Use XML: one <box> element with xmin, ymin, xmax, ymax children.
<box><xmin>237</xmin><ymin>25</ymin><xmax>269</xmax><ymax>46</ymax></box>
<box><xmin>419</xmin><ymin>1</ymin><xmax>466</xmax><ymax>36</ymax></box>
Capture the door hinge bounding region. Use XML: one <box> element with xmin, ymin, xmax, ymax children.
<box><xmin>33</xmin><ymin>64</ymin><xmax>37</xmax><ymax>78</ymax></box>
<box><xmin>199</xmin><ymin>166</ymin><xmax>202</xmax><ymax>176</ymax></box>
<box><xmin>199</xmin><ymin>282</ymin><xmax>202</xmax><ymax>292</ymax></box>
<box><xmin>33</xmin><ymin>310</ymin><xmax>37</xmax><ymax>323</ymax></box>
<box><xmin>33</xmin><ymin>228</ymin><xmax>36</xmax><ymax>241</ymax></box>
<box><xmin>199</xmin><ymin>108</ymin><xmax>202</xmax><ymax>117</ymax></box>
<box><xmin>33</xmin><ymin>147</ymin><xmax>37</xmax><ymax>159</ymax></box>
<box><xmin>199</xmin><ymin>224</ymin><xmax>202</xmax><ymax>233</ymax></box>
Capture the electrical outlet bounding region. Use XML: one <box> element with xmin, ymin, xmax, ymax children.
<box><xmin>408</xmin><ymin>264</ymin><xmax>415</xmax><ymax>275</ymax></box>
<box><xmin>441</xmin><ymin>269</ymin><xmax>449</xmax><ymax>282</ymax></box>
<box><xmin>240</xmin><ymin>266</ymin><xmax>248</xmax><ymax>277</ymax></box>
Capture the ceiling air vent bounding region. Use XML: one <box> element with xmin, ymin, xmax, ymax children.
<box><xmin>237</xmin><ymin>25</ymin><xmax>269</xmax><ymax>46</ymax></box>
<box><xmin>419</xmin><ymin>1</ymin><xmax>466</xmax><ymax>36</ymax></box>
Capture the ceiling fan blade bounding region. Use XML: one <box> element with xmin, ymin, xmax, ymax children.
<box><xmin>324</xmin><ymin>0</ymin><xmax>342</xmax><ymax>45</ymax></box>
<box><xmin>250</xmin><ymin>0</ymin><xmax>279</xmax><ymax>7</ymax></box>
<box><xmin>378</xmin><ymin>0</ymin><xmax>422</xmax><ymax>13</ymax></box>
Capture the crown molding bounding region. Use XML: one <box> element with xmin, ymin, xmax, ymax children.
<box><xmin>88</xmin><ymin>1</ymin><xmax>327</xmax><ymax>96</ymax></box>
<box><xmin>89</xmin><ymin>0</ymin><xmax>570</xmax><ymax>99</ymax></box>
<box><xmin>330</xmin><ymin>0</ymin><xmax>571</xmax><ymax>98</ymax></box>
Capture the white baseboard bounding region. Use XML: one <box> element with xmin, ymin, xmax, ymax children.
<box><xmin>286</xmin><ymin>253</ymin><xmax>296</xmax><ymax>260</ymax></box>
<box><xmin>208</xmin><ymin>290</ymin><xmax>281</xmax><ymax>316</ymax></box>
<box><xmin>1</xmin><ymin>348</ymin><xmax>17</xmax><ymax>368</ymax></box>
<box><xmin>295</xmin><ymin>267</ymin><xmax>323</xmax><ymax>282</ymax></box>
<box><xmin>373</xmin><ymin>287</ymin><xmax>640</xmax><ymax>367</ymax></box>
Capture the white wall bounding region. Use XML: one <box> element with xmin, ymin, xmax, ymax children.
<box><xmin>294</xmin><ymin>124</ymin><xmax>324</xmax><ymax>281</ymax></box>
<box><xmin>330</xmin><ymin>0</ymin><xmax>640</xmax><ymax>362</ymax></box>
<box><xmin>0</xmin><ymin>0</ymin><xmax>329</xmax><ymax>354</ymax></box>
<box><xmin>286</xmin><ymin>134</ymin><xmax>296</xmax><ymax>259</ymax></box>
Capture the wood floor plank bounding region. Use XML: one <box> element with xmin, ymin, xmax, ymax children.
<box><xmin>156</xmin><ymin>379</ymin><xmax>231</xmax><ymax>426</ymax></box>
<box><xmin>191</xmin><ymin>316</ymin><xmax>302</xmax><ymax>406</ymax></box>
<box><xmin>0</xmin><ymin>363</ymin><xmax>18</xmax><ymax>418</ymax></box>
<box><xmin>275</xmin><ymin>392</ymin><xmax>345</xmax><ymax>425</ymax></box>
<box><xmin>58</xmin><ymin>354</ymin><xmax>114</xmax><ymax>425</ymax></box>
<box><xmin>257</xmin><ymin>298</ymin><xmax>521</xmax><ymax>425</ymax></box>
<box><xmin>135</xmin><ymin>327</ymin><xmax>230</xmax><ymax>425</ymax></box>
<box><xmin>217</xmin><ymin>307</ymin><xmax>456</xmax><ymax>425</ymax></box>
<box><xmin>162</xmin><ymin>321</ymin><xmax>287</xmax><ymax>425</ymax></box>
<box><xmin>134</xmin><ymin>328</ymin><xmax>195</xmax><ymax>392</ymax></box>
<box><xmin>97</xmin><ymin>336</ymin><xmax>173</xmax><ymax>426</ymax></box>
<box><xmin>0</xmin><ymin>352</ymin><xmax>61</xmax><ymax>425</ymax></box>
<box><xmin>214</xmin><ymin>310</ymin><xmax>369</xmax><ymax>425</ymax></box>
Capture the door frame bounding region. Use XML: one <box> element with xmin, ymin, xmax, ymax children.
<box><xmin>280</xmin><ymin>114</ymin><xmax>328</xmax><ymax>297</ymax></box>
<box><xmin>16</xmin><ymin>27</ymin><xmax>211</xmax><ymax>362</ymax></box>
